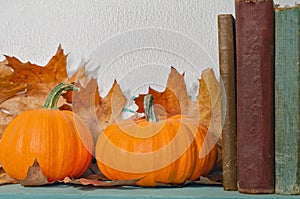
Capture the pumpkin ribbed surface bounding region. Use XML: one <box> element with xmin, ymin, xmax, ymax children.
<box><xmin>0</xmin><ymin>109</ymin><xmax>94</xmax><ymax>182</ymax></box>
<box><xmin>96</xmin><ymin>114</ymin><xmax>217</xmax><ymax>186</ymax></box>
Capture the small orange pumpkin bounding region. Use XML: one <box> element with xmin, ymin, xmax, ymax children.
<box><xmin>96</xmin><ymin>94</ymin><xmax>217</xmax><ymax>186</ymax></box>
<box><xmin>0</xmin><ymin>83</ymin><xmax>94</xmax><ymax>182</ymax></box>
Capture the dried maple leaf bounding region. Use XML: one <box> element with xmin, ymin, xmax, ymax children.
<box><xmin>0</xmin><ymin>166</ymin><xmax>18</xmax><ymax>185</ymax></box>
<box><xmin>98</xmin><ymin>80</ymin><xmax>127</xmax><ymax>130</ymax></box>
<box><xmin>0</xmin><ymin>45</ymin><xmax>69</xmax><ymax>135</ymax></box>
<box><xmin>73</xmin><ymin>78</ymin><xmax>102</xmax><ymax>142</ymax></box>
<box><xmin>83</xmin><ymin>173</ymin><xmax>109</xmax><ymax>181</ymax></box>
<box><xmin>135</xmin><ymin>67</ymin><xmax>193</xmax><ymax>117</ymax></box>
<box><xmin>20</xmin><ymin>159</ymin><xmax>49</xmax><ymax>186</ymax></box>
<box><xmin>63</xmin><ymin>176</ymin><xmax>142</xmax><ymax>187</ymax></box>
<box><xmin>5</xmin><ymin>44</ymin><xmax>68</xmax><ymax>94</ymax></box>
<box><xmin>186</xmin><ymin>176</ymin><xmax>222</xmax><ymax>186</ymax></box>
<box><xmin>135</xmin><ymin>67</ymin><xmax>222</xmax><ymax>141</ymax></box>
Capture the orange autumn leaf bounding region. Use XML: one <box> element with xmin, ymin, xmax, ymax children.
<box><xmin>0</xmin><ymin>45</ymin><xmax>69</xmax><ymax>135</ymax></box>
<box><xmin>135</xmin><ymin>87</ymin><xmax>178</xmax><ymax>118</ymax></box>
<box><xmin>135</xmin><ymin>67</ymin><xmax>222</xmax><ymax>142</ymax></box>
<box><xmin>135</xmin><ymin>67</ymin><xmax>193</xmax><ymax>117</ymax></box>
<box><xmin>5</xmin><ymin>45</ymin><xmax>68</xmax><ymax>94</ymax></box>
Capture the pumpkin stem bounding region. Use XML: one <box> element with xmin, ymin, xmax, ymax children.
<box><xmin>43</xmin><ymin>82</ymin><xmax>79</xmax><ymax>110</ymax></box>
<box><xmin>144</xmin><ymin>94</ymin><xmax>158</xmax><ymax>122</ymax></box>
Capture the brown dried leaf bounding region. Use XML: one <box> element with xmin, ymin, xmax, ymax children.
<box><xmin>188</xmin><ymin>176</ymin><xmax>222</xmax><ymax>186</ymax></box>
<box><xmin>72</xmin><ymin>78</ymin><xmax>102</xmax><ymax>142</ymax></box>
<box><xmin>0</xmin><ymin>166</ymin><xmax>19</xmax><ymax>185</ymax></box>
<box><xmin>83</xmin><ymin>173</ymin><xmax>109</xmax><ymax>181</ymax></box>
<box><xmin>98</xmin><ymin>80</ymin><xmax>127</xmax><ymax>130</ymax></box>
<box><xmin>63</xmin><ymin>176</ymin><xmax>141</xmax><ymax>187</ymax></box>
<box><xmin>20</xmin><ymin>159</ymin><xmax>49</xmax><ymax>186</ymax></box>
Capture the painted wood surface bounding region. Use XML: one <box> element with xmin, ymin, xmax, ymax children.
<box><xmin>0</xmin><ymin>184</ymin><xmax>298</xmax><ymax>199</ymax></box>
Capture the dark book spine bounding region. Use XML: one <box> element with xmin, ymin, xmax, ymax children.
<box><xmin>218</xmin><ymin>14</ymin><xmax>237</xmax><ymax>191</ymax></box>
<box><xmin>275</xmin><ymin>6</ymin><xmax>300</xmax><ymax>195</ymax></box>
<box><xmin>235</xmin><ymin>0</ymin><xmax>275</xmax><ymax>194</ymax></box>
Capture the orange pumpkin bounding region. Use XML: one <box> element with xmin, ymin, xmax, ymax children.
<box><xmin>96</xmin><ymin>94</ymin><xmax>217</xmax><ymax>186</ymax></box>
<box><xmin>0</xmin><ymin>83</ymin><xmax>94</xmax><ymax>182</ymax></box>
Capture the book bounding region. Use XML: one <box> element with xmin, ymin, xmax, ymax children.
<box><xmin>235</xmin><ymin>0</ymin><xmax>275</xmax><ymax>194</ymax></box>
<box><xmin>217</xmin><ymin>14</ymin><xmax>237</xmax><ymax>191</ymax></box>
<box><xmin>275</xmin><ymin>5</ymin><xmax>300</xmax><ymax>195</ymax></box>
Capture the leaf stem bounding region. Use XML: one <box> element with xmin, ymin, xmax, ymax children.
<box><xmin>43</xmin><ymin>83</ymin><xmax>79</xmax><ymax>110</ymax></box>
<box><xmin>144</xmin><ymin>94</ymin><xmax>158</xmax><ymax>122</ymax></box>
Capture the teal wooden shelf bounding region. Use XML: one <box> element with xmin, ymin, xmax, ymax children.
<box><xmin>0</xmin><ymin>184</ymin><xmax>299</xmax><ymax>199</ymax></box>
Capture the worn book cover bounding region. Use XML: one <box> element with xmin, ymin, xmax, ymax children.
<box><xmin>218</xmin><ymin>14</ymin><xmax>237</xmax><ymax>191</ymax></box>
<box><xmin>235</xmin><ymin>0</ymin><xmax>275</xmax><ymax>194</ymax></box>
<box><xmin>275</xmin><ymin>5</ymin><xmax>300</xmax><ymax>195</ymax></box>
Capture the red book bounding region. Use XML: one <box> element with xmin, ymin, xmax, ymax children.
<box><xmin>235</xmin><ymin>0</ymin><xmax>275</xmax><ymax>194</ymax></box>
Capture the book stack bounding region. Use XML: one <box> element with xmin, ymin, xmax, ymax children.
<box><xmin>218</xmin><ymin>0</ymin><xmax>300</xmax><ymax>195</ymax></box>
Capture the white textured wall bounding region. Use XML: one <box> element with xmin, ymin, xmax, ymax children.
<box><xmin>0</xmin><ymin>0</ymin><xmax>298</xmax><ymax>99</ymax></box>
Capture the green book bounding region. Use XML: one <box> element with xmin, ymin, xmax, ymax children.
<box><xmin>275</xmin><ymin>5</ymin><xmax>300</xmax><ymax>195</ymax></box>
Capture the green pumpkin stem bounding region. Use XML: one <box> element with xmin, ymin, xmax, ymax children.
<box><xmin>43</xmin><ymin>82</ymin><xmax>79</xmax><ymax>110</ymax></box>
<box><xmin>144</xmin><ymin>94</ymin><xmax>158</xmax><ymax>122</ymax></box>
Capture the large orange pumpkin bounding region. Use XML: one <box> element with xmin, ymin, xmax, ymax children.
<box><xmin>0</xmin><ymin>83</ymin><xmax>94</xmax><ymax>182</ymax></box>
<box><xmin>96</xmin><ymin>94</ymin><xmax>217</xmax><ymax>186</ymax></box>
